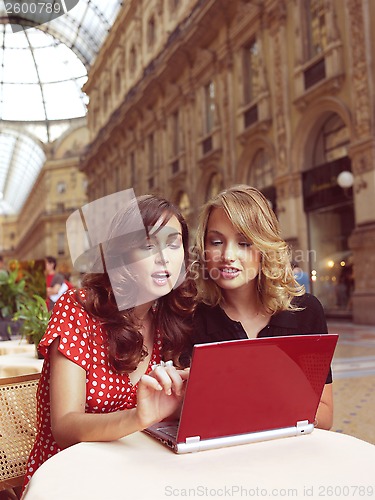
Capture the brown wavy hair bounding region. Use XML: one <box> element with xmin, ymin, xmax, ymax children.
<box><xmin>194</xmin><ymin>185</ymin><xmax>304</xmax><ymax>313</ymax></box>
<box><xmin>77</xmin><ymin>195</ymin><xmax>195</xmax><ymax>373</ymax></box>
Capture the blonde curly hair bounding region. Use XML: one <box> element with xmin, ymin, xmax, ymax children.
<box><xmin>194</xmin><ymin>185</ymin><xmax>304</xmax><ymax>314</ymax></box>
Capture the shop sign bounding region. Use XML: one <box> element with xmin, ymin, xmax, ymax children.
<box><xmin>303</xmin><ymin>158</ymin><xmax>353</xmax><ymax>212</ymax></box>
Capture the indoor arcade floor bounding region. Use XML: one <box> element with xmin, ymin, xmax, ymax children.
<box><xmin>329</xmin><ymin>320</ymin><xmax>375</xmax><ymax>445</ymax></box>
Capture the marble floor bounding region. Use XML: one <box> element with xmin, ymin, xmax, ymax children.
<box><xmin>328</xmin><ymin>320</ymin><xmax>375</xmax><ymax>445</ymax></box>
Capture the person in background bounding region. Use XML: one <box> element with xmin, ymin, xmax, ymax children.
<box><xmin>45</xmin><ymin>256</ymin><xmax>65</xmax><ymax>310</ymax></box>
<box><xmin>291</xmin><ymin>261</ymin><xmax>311</xmax><ymax>294</ymax></box>
<box><xmin>23</xmin><ymin>194</ymin><xmax>194</xmax><ymax>491</ymax></box>
<box><xmin>191</xmin><ymin>185</ymin><xmax>333</xmax><ymax>430</ymax></box>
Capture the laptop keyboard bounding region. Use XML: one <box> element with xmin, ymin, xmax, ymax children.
<box><xmin>158</xmin><ymin>425</ymin><xmax>178</xmax><ymax>439</ymax></box>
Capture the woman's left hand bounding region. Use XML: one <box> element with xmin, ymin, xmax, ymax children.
<box><xmin>135</xmin><ymin>364</ymin><xmax>189</xmax><ymax>429</ymax></box>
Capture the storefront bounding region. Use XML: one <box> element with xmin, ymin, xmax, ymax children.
<box><xmin>303</xmin><ymin>157</ymin><xmax>355</xmax><ymax>317</ymax></box>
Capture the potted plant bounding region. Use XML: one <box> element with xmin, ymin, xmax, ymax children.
<box><xmin>13</xmin><ymin>294</ymin><xmax>51</xmax><ymax>358</ymax></box>
<box><xmin>0</xmin><ymin>267</ymin><xmax>27</xmax><ymax>339</ymax></box>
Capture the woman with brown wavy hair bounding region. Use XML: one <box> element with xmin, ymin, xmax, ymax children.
<box><xmin>23</xmin><ymin>194</ymin><xmax>195</xmax><ymax>489</ymax></box>
<box><xmin>191</xmin><ymin>185</ymin><xmax>333</xmax><ymax>430</ymax></box>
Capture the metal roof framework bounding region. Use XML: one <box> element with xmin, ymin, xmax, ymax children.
<box><xmin>0</xmin><ymin>0</ymin><xmax>123</xmax><ymax>214</ymax></box>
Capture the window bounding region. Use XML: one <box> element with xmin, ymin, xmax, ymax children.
<box><xmin>129</xmin><ymin>45</ymin><xmax>137</xmax><ymax>74</ymax></box>
<box><xmin>204</xmin><ymin>81</ymin><xmax>216</xmax><ymax>135</ymax></box>
<box><xmin>243</xmin><ymin>39</ymin><xmax>259</xmax><ymax>104</ymax></box>
<box><xmin>148</xmin><ymin>133</ymin><xmax>155</xmax><ymax>173</ymax></box>
<box><xmin>305</xmin><ymin>0</ymin><xmax>327</xmax><ymax>59</ymax></box>
<box><xmin>206</xmin><ymin>173</ymin><xmax>222</xmax><ymax>201</ymax></box>
<box><xmin>249</xmin><ymin>149</ymin><xmax>274</xmax><ymax>190</ymax></box>
<box><xmin>130</xmin><ymin>151</ymin><xmax>136</xmax><ymax>186</ymax></box>
<box><xmin>57</xmin><ymin>181</ymin><xmax>66</xmax><ymax>194</ymax></box>
<box><xmin>172</xmin><ymin>111</ymin><xmax>179</xmax><ymax>157</ymax></box>
<box><xmin>177</xmin><ymin>191</ymin><xmax>190</xmax><ymax>217</ymax></box>
<box><xmin>115</xmin><ymin>69</ymin><xmax>121</xmax><ymax>95</ymax></box>
<box><xmin>249</xmin><ymin>149</ymin><xmax>276</xmax><ymax>212</ymax></box>
<box><xmin>57</xmin><ymin>232</ymin><xmax>65</xmax><ymax>256</ymax></box>
<box><xmin>313</xmin><ymin>114</ymin><xmax>349</xmax><ymax>164</ymax></box>
<box><xmin>171</xmin><ymin>111</ymin><xmax>180</xmax><ymax>172</ymax></box>
<box><xmin>147</xmin><ymin>16</ymin><xmax>156</xmax><ymax>47</ymax></box>
<box><xmin>103</xmin><ymin>87</ymin><xmax>110</xmax><ymax>114</ymax></box>
<box><xmin>170</xmin><ymin>0</ymin><xmax>180</xmax><ymax>13</ymax></box>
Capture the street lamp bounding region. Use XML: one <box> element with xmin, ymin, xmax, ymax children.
<box><xmin>337</xmin><ymin>171</ymin><xmax>354</xmax><ymax>189</ymax></box>
<box><xmin>337</xmin><ymin>170</ymin><xmax>367</xmax><ymax>193</ymax></box>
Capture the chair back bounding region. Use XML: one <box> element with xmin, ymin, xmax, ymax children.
<box><xmin>0</xmin><ymin>373</ymin><xmax>40</xmax><ymax>491</ymax></box>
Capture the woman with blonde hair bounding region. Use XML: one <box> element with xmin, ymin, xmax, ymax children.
<box><xmin>191</xmin><ymin>184</ymin><xmax>333</xmax><ymax>430</ymax></box>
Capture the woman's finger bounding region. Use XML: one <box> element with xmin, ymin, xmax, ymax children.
<box><xmin>139</xmin><ymin>374</ymin><xmax>162</xmax><ymax>392</ymax></box>
<box><xmin>163</xmin><ymin>365</ymin><xmax>185</xmax><ymax>397</ymax></box>
<box><xmin>149</xmin><ymin>365</ymin><xmax>174</xmax><ymax>395</ymax></box>
<box><xmin>149</xmin><ymin>363</ymin><xmax>187</xmax><ymax>396</ymax></box>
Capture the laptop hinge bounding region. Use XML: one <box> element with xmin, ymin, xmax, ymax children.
<box><xmin>296</xmin><ymin>420</ymin><xmax>310</xmax><ymax>433</ymax></box>
<box><xmin>185</xmin><ymin>435</ymin><xmax>201</xmax><ymax>444</ymax></box>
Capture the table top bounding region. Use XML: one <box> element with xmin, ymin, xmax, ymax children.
<box><xmin>0</xmin><ymin>338</ymin><xmax>35</xmax><ymax>356</ymax></box>
<box><xmin>23</xmin><ymin>429</ymin><xmax>374</xmax><ymax>500</ymax></box>
<box><xmin>0</xmin><ymin>341</ymin><xmax>43</xmax><ymax>377</ymax></box>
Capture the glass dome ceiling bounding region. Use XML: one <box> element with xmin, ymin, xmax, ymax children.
<box><xmin>0</xmin><ymin>128</ymin><xmax>46</xmax><ymax>214</ymax></box>
<box><xmin>0</xmin><ymin>0</ymin><xmax>123</xmax><ymax>215</ymax></box>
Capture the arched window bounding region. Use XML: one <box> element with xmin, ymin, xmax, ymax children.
<box><xmin>313</xmin><ymin>114</ymin><xmax>350</xmax><ymax>165</ymax></box>
<box><xmin>248</xmin><ymin>149</ymin><xmax>274</xmax><ymax>189</ymax></box>
<box><xmin>177</xmin><ymin>191</ymin><xmax>190</xmax><ymax>217</ymax></box>
<box><xmin>304</xmin><ymin>0</ymin><xmax>327</xmax><ymax>59</ymax></box>
<box><xmin>243</xmin><ymin>39</ymin><xmax>259</xmax><ymax>104</ymax></box>
<box><xmin>206</xmin><ymin>173</ymin><xmax>222</xmax><ymax>201</ymax></box>
<box><xmin>147</xmin><ymin>16</ymin><xmax>156</xmax><ymax>48</ymax></box>
<box><xmin>129</xmin><ymin>45</ymin><xmax>137</xmax><ymax>74</ymax></box>
<box><xmin>248</xmin><ymin>149</ymin><xmax>276</xmax><ymax>211</ymax></box>
<box><xmin>204</xmin><ymin>81</ymin><xmax>216</xmax><ymax>135</ymax></box>
<box><xmin>115</xmin><ymin>69</ymin><xmax>121</xmax><ymax>95</ymax></box>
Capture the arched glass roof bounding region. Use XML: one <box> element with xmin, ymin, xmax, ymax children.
<box><xmin>0</xmin><ymin>0</ymin><xmax>123</xmax><ymax>215</ymax></box>
<box><xmin>0</xmin><ymin>128</ymin><xmax>46</xmax><ymax>214</ymax></box>
<box><xmin>0</xmin><ymin>25</ymin><xmax>88</xmax><ymax>125</ymax></box>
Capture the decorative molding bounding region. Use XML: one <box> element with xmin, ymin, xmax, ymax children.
<box><xmin>348</xmin><ymin>139</ymin><xmax>375</xmax><ymax>173</ymax></box>
<box><xmin>272</xmin><ymin>27</ymin><xmax>288</xmax><ymax>173</ymax></box>
<box><xmin>293</xmin><ymin>72</ymin><xmax>344</xmax><ymax>111</ymax></box>
<box><xmin>264</xmin><ymin>0</ymin><xmax>287</xmax><ymax>33</ymax></box>
<box><xmin>197</xmin><ymin>147</ymin><xmax>223</xmax><ymax>169</ymax></box>
<box><xmin>347</xmin><ymin>0</ymin><xmax>371</xmax><ymax>138</ymax></box>
<box><xmin>275</xmin><ymin>173</ymin><xmax>302</xmax><ymax>201</ymax></box>
<box><xmin>237</xmin><ymin>116</ymin><xmax>271</xmax><ymax>146</ymax></box>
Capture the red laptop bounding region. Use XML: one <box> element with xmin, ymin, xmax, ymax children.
<box><xmin>144</xmin><ymin>334</ymin><xmax>338</xmax><ymax>453</ymax></box>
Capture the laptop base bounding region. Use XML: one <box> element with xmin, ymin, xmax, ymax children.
<box><xmin>144</xmin><ymin>420</ymin><xmax>314</xmax><ymax>454</ymax></box>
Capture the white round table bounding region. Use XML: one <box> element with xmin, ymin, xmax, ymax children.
<box><xmin>0</xmin><ymin>348</ymin><xmax>43</xmax><ymax>377</ymax></box>
<box><xmin>22</xmin><ymin>429</ymin><xmax>374</xmax><ymax>500</ymax></box>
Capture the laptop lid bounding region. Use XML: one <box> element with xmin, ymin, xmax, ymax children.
<box><xmin>176</xmin><ymin>334</ymin><xmax>338</xmax><ymax>443</ymax></box>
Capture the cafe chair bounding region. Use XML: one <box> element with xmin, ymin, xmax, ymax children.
<box><xmin>0</xmin><ymin>373</ymin><xmax>40</xmax><ymax>498</ymax></box>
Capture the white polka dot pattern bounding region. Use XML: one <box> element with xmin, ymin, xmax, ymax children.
<box><xmin>23</xmin><ymin>289</ymin><xmax>162</xmax><ymax>489</ymax></box>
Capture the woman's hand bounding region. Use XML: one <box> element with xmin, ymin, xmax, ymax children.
<box><xmin>50</xmin><ymin>338</ymin><xmax>190</xmax><ymax>447</ymax></box>
<box><xmin>135</xmin><ymin>364</ymin><xmax>189</xmax><ymax>429</ymax></box>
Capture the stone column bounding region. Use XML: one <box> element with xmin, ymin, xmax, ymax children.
<box><xmin>346</xmin><ymin>0</ymin><xmax>375</xmax><ymax>324</ymax></box>
<box><xmin>348</xmin><ymin>141</ymin><xmax>375</xmax><ymax>324</ymax></box>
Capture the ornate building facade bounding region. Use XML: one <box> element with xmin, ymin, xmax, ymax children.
<box><xmin>79</xmin><ymin>0</ymin><xmax>372</xmax><ymax>323</ymax></box>
<box><xmin>0</xmin><ymin>124</ymin><xmax>88</xmax><ymax>279</ymax></box>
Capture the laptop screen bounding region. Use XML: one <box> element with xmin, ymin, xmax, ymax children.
<box><xmin>177</xmin><ymin>334</ymin><xmax>338</xmax><ymax>442</ymax></box>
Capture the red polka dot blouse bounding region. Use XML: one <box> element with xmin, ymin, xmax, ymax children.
<box><xmin>23</xmin><ymin>289</ymin><xmax>162</xmax><ymax>488</ymax></box>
